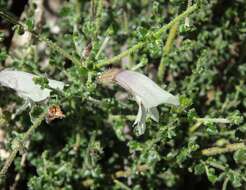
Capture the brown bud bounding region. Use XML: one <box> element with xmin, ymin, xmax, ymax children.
<box><xmin>46</xmin><ymin>105</ymin><xmax>65</xmax><ymax>124</ymax></box>
<box><xmin>97</xmin><ymin>68</ymin><xmax>122</xmax><ymax>85</ymax></box>
<box><xmin>82</xmin><ymin>43</ymin><xmax>92</xmax><ymax>58</ymax></box>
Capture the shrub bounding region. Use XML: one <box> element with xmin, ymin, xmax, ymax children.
<box><xmin>0</xmin><ymin>0</ymin><xmax>245</xmax><ymax>189</ymax></box>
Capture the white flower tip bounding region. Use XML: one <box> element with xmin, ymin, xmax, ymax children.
<box><xmin>167</xmin><ymin>95</ymin><xmax>180</xmax><ymax>106</ymax></box>
<box><xmin>48</xmin><ymin>79</ymin><xmax>65</xmax><ymax>90</ymax></box>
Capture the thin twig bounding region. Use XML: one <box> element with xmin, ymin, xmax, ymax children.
<box><xmin>208</xmin><ymin>162</ymin><xmax>226</xmax><ymax>171</ymax></box>
<box><xmin>114</xmin><ymin>179</ymin><xmax>131</xmax><ymax>190</ymax></box>
<box><xmin>189</xmin><ymin>117</ymin><xmax>231</xmax><ymax>133</ymax></box>
<box><xmin>189</xmin><ymin>121</ymin><xmax>202</xmax><ymax>133</ymax></box>
<box><xmin>222</xmin><ymin>177</ymin><xmax>229</xmax><ymax>190</ymax></box>
<box><xmin>95</xmin><ymin>36</ymin><xmax>110</xmax><ymax>59</ymax></box>
<box><xmin>157</xmin><ymin>21</ymin><xmax>179</xmax><ymax>82</ymax></box>
<box><xmin>97</xmin><ymin>42</ymin><xmax>145</xmax><ymax>67</ymax></box>
<box><xmin>10</xmin><ymin>141</ymin><xmax>30</xmax><ymax>190</ymax></box>
<box><xmin>95</xmin><ymin>0</ymin><xmax>103</xmax><ymax>36</ymax></box>
<box><xmin>196</xmin><ymin>118</ymin><xmax>230</xmax><ymax>124</ymax></box>
<box><xmin>115</xmin><ymin>165</ymin><xmax>149</xmax><ymax>178</ymax></box>
<box><xmin>185</xmin><ymin>0</ymin><xmax>192</xmax><ymax>27</ymax></box>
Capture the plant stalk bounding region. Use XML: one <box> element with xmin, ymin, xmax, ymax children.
<box><xmin>201</xmin><ymin>142</ymin><xmax>246</xmax><ymax>156</ymax></box>
<box><xmin>0</xmin><ymin>110</ymin><xmax>47</xmax><ymax>176</ymax></box>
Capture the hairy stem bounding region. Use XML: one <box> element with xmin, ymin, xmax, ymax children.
<box><xmin>201</xmin><ymin>142</ymin><xmax>246</xmax><ymax>156</ymax></box>
<box><xmin>196</xmin><ymin>118</ymin><xmax>230</xmax><ymax>123</ymax></box>
<box><xmin>189</xmin><ymin>117</ymin><xmax>231</xmax><ymax>133</ymax></box>
<box><xmin>97</xmin><ymin>42</ymin><xmax>145</xmax><ymax>67</ymax></box>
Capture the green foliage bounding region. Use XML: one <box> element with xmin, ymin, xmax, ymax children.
<box><xmin>0</xmin><ymin>0</ymin><xmax>245</xmax><ymax>189</ymax></box>
<box><xmin>33</xmin><ymin>77</ymin><xmax>49</xmax><ymax>89</ymax></box>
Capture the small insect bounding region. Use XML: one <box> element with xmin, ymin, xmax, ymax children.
<box><xmin>46</xmin><ymin>105</ymin><xmax>65</xmax><ymax>124</ymax></box>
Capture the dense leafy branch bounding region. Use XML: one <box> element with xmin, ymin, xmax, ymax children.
<box><xmin>0</xmin><ymin>109</ymin><xmax>47</xmax><ymax>176</ymax></box>
<box><xmin>96</xmin><ymin>4</ymin><xmax>198</xmax><ymax>67</ymax></box>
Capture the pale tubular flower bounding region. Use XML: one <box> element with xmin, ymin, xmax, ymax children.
<box><xmin>0</xmin><ymin>69</ymin><xmax>64</xmax><ymax>102</ymax></box>
<box><xmin>98</xmin><ymin>69</ymin><xmax>179</xmax><ymax>136</ymax></box>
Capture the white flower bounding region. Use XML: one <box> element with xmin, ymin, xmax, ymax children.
<box><xmin>99</xmin><ymin>69</ymin><xmax>179</xmax><ymax>135</ymax></box>
<box><xmin>0</xmin><ymin>69</ymin><xmax>64</xmax><ymax>102</ymax></box>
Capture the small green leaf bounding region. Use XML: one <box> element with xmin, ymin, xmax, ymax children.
<box><xmin>205</xmin><ymin>167</ymin><xmax>217</xmax><ymax>184</ymax></box>
<box><xmin>194</xmin><ymin>163</ymin><xmax>205</xmax><ymax>175</ymax></box>
<box><xmin>228</xmin><ymin>171</ymin><xmax>242</xmax><ymax>188</ymax></box>
<box><xmin>228</xmin><ymin>110</ymin><xmax>244</xmax><ymax>125</ymax></box>
<box><xmin>26</xmin><ymin>18</ymin><xmax>34</xmax><ymax>30</ymax></box>
<box><xmin>205</xmin><ymin>123</ymin><xmax>218</xmax><ymax>135</ymax></box>
<box><xmin>233</xmin><ymin>148</ymin><xmax>246</xmax><ymax>165</ymax></box>
<box><xmin>187</xmin><ymin>108</ymin><xmax>198</xmax><ymax>122</ymax></box>
<box><xmin>33</xmin><ymin>76</ymin><xmax>49</xmax><ymax>89</ymax></box>
<box><xmin>179</xmin><ymin>96</ymin><xmax>193</xmax><ymax>108</ymax></box>
<box><xmin>29</xmin><ymin>106</ymin><xmax>45</xmax><ymax>124</ymax></box>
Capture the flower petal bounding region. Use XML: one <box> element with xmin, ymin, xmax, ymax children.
<box><xmin>133</xmin><ymin>96</ymin><xmax>147</xmax><ymax>136</ymax></box>
<box><xmin>115</xmin><ymin>70</ymin><xmax>179</xmax><ymax>108</ymax></box>
<box><xmin>0</xmin><ymin>70</ymin><xmax>64</xmax><ymax>102</ymax></box>
<box><xmin>148</xmin><ymin>107</ymin><xmax>159</xmax><ymax>122</ymax></box>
